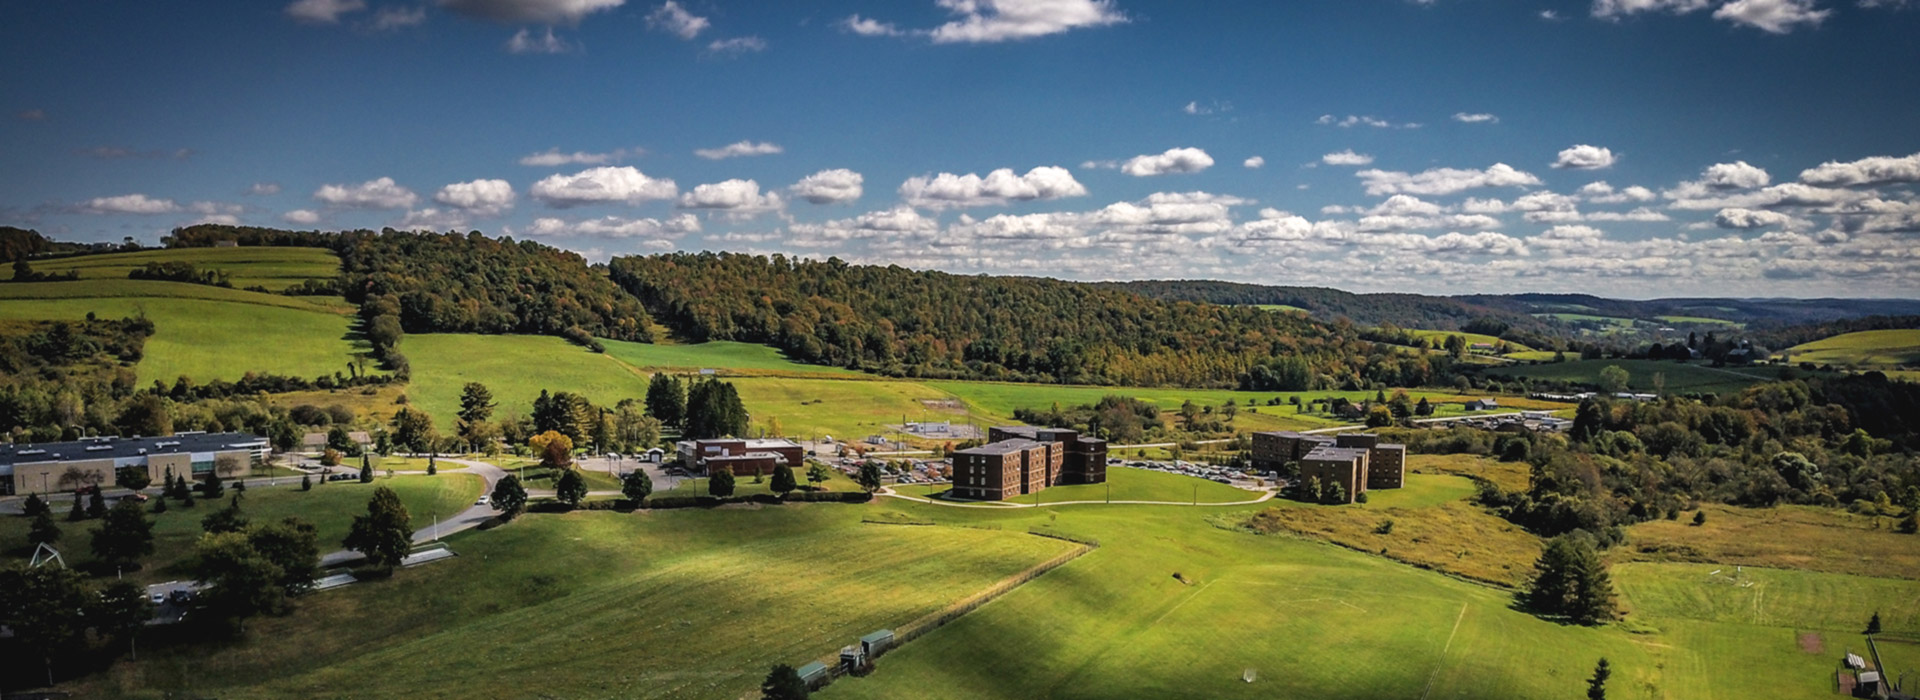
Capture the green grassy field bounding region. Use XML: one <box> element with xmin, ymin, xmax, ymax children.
<box><xmin>1409</xmin><ymin>329</ymin><xmax>1533</xmax><ymax>352</ymax></box>
<box><xmin>29</xmin><ymin>247</ymin><xmax>340</xmax><ymax>291</ymax></box>
<box><xmin>1624</xmin><ymin>503</ymin><xmax>1920</xmax><ymax>580</ymax></box>
<box><xmin>1243</xmin><ymin>304</ymin><xmax>1307</xmax><ymax>314</ymax></box>
<box><xmin>0</xmin><ymin>281</ymin><xmax>367</xmax><ymax>385</ymax></box>
<box><xmin>1487</xmin><ymin>358</ymin><xmax>1776</xmax><ymax>395</ymax></box>
<box><xmin>1537</xmin><ymin>312</ymin><xmax>1636</xmax><ymax>326</ymax></box>
<box><xmin>402</xmin><ymin>334</ymin><xmax>655</xmax><ymax>429</ymax></box>
<box><xmin>68</xmin><ymin>505</ymin><xmax>1073</xmax><ymax>699</ymax></box>
<box><xmin>890</xmin><ymin>467</ymin><xmax>1260</xmax><ymax>505</ymax></box>
<box><xmin>1787</xmin><ymin>329</ymin><xmax>1920</xmax><ymax>369</ymax></box>
<box><xmin>1656</xmin><ymin>315</ymin><xmax>1744</xmax><ymax>328</ymax></box>
<box><xmin>0</xmin><ymin>474</ymin><xmax>482</xmax><ymax>586</ymax></box>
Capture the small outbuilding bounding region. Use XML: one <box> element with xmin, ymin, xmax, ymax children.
<box><xmin>796</xmin><ymin>661</ymin><xmax>828</xmax><ymax>688</ymax></box>
<box><xmin>1464</xmin><ymin>398</ymin><xmax>1499</xmax><ymax>411</ymax></box>
<box><xmin>861</xmin><ymin>629</ymin><xmax>896</xmax><ymax>658</ymax></box>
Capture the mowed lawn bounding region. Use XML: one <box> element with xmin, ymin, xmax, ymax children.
<box><xmin>0</xmin><ymin>474</ymin><xmax>483</xmax><ymax>586</ymax></box>
<box><xmin>0</xmin><ymin>281</ymin><xmax>366</xmax><ymax>385</ymax></box>
<box><xmin>70</xmin><ymin>506</ymin><xmax>1073</xmax><ymax>699</ymax></box>
<box><xmin>1788</xmin><ymin>329</ymin><xmax>1920</xmax><ymax>369</ymax></box>
<box><xmin>29</xmin><ymin>247</ymin><xmax>341</xmax><ymax>291</ymax></box>
<box><xmin>403</xmin><ymin>334</ymin><xmax>655</xmax><ymax>429</ymax></box>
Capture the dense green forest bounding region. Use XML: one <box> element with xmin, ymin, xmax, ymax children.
<box><xmin>1110</xmin><ymin>280</ymin><xmax>1545</xmax><ymax>333</ymax></box>
<box><xmin>609</xmin><ymin>252</ymin><xmax>1460</xmax><ymax>389</ymax></box>
<box><xmin>165</xmin><ymin>225</ymin><xmax>654</xmax><ymax>345</ymax></box>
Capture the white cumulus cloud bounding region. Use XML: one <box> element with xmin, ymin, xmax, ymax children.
<box><xmin>82</xmin><ymin>194</ymin><xmax>180</xmax><ymax>215</ymax></box>
<box><xmin>1714</xmin><ymin>207</ymin><xmax>1799</xmax><ymax>229</ymax></box>
<box><xmin>1713</xmin><ymin>0</ymin><xmax>1830</xmax><ymax>33</ymax></box>
<box><xmin>679</xmin><ymin>179</ymin><xmax>785</xmax><ymax>218</ymax></box>
<box><xmin>530</xmin><ymin>167</ymin><xmax>678</xmax><ymax>207</ymax></box>
<box><xmin>790</xmin><ymin>169</ymin><xmax>865</xmax><ymax>204</ymax></box>
<box><xmin>646</xmin><ymin>1</ymin><xmax>708</xmax><ymax>39</ymax></box>
<box><xmin>314</xmin><ymin>177</ymin><xmax>418</xmax><ymax>209</ymax></box>
<box><xmin>1322</xmin><ymin>150</ymin><xmax>1375</xmax><ymax>166</ymax></box>
<box><xmin>1799</xmin><ymin>152</ymin><xmax>1920</xmax><ymax>187</ymax></box>
<box><xmin>1453</xmin><ymin>112</ymin><xmax>1499</xmax><ymax>124</ymax></box>
<box><xmin>1553</xmin><ymin>145</ymin><xmax>1618</xmax><ymax>170</ymax></box>
<box><xmin>438</xmin><ymin>0</ymin><xmax>623</xmax><ymax>24</ymax></box>
<box><xmin>522</xmin><ymin>213</ymin><xmax>701</xmax><ymax>239</ymax></box>
<box><xmin>1243</xmin><ymin>156</ymin><xmax>1265</xmax><ymax>169</ymax></box>
<box><xmin>840</xmin><ymin>14</ymin><xmax>905</xmax><ymax>36</ymax></box>
<box><xmin>282</xmin><ymin>209</ymin><xmax>322</xmax><ymax>225</ymax></box>
<box><xmin>925</xmin><ymin>0</ymin><xmax>1127</xmax><ymax>44</ymax></box>
<box><xmin>287</xmin><ymin>0</ymin><xmax>367</xmax><ymax>24</ymax></box>
<box><xmin>694</xmin><ymin>140</ymin><xmax>784</xmax><ymax>160</ymax></box>
<box><xmin>900</xmin><ymin>166</ymin><xmax>1088</xmax><ymax>209</ymax></box>
<box><xmin>1121</xmin><ymin>147</ymin><xmax>1214</xmax><ymax>176</ymax></box>
<box><xmin>434</xmin><ymin>179</ymin><xmax>515</xmax><ymax>216</ymax></box>
<box><xmin>1356</xmin><ymin>163</ymin><xmax>1543</xmax><ymax>197</ymax></box>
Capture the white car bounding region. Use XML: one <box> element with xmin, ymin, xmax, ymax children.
<box><xmin>149</xmin><ymin>591</ymin><xmax>166</xmax><ymax>605</ymax></box>
<box><xmin>475</xmin><ymin>495</ymin><xmax>490</xmax><ymax>506</ymax></box>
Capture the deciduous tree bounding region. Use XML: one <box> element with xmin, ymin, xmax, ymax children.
<box><xmin>90</xmin><ymin>498</ymin><xmax>155</xmax><ymax>569</ymax></box>
<box><xmin>709</xmin><ymin>469</ymin><xmax>736</xmax><ymax>497</ymax></box>
<box><xmin>770</xmin><ymin>464</ymin><xmax>797</xmax><ymax>495</ymax></box>
<box><xmin>491</xmin><ymin>475</ymin><xmax>528</xmax><ymax>521</ymax></box>
<box><xmin>343</xmin><ymin>486</ymin><xmax>412</xmax><ymax>572</ymax></box>
<box><xmin>555</xmin><ymin>468</ymin><xmax>588</xmax><ymax>508</ymax></box>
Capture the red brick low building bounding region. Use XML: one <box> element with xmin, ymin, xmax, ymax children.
<box><xmin>677</xmin><ymin>437</ymin><xmax>805</xmax><ymax>476</ymax></box>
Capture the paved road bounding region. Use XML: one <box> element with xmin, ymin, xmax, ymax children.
<box><xmin>319</xmin><ymin>457</ymin><xmax>507</xmax><ymax>568</ymax></box>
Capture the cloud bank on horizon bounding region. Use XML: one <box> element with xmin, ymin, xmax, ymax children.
<box><xmin>4</xmin><ymin>0</ymin><xmax>1919</xmax><ymax>298</ymax></box>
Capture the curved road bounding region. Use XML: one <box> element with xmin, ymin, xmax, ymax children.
<box><xmin>319</xmin><ymin>457</ymin><xmax>507</xmax><ymax>568</ymax></box>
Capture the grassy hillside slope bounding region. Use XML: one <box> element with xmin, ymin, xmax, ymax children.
<box><xmin>1787</xmin><ymin>329</ymin><xmax>1920</xmax><ymax>369</ymax></box>
<box><xmin>29</xmin><ymin>247</ymin><xmax>339</xmax><ymax>291</ymax></box>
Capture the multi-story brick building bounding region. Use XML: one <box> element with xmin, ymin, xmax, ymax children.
<box><xmin>1252</xmin><ymin>430</ymin><xmax>1407</xmax><ymax>500</ymax></box>
<box><xmin>1299</xmin><ymin>445</ymin><xmax>1371</xmax><ymax>503</ymax></box>
<box><xmin>987</xmin><ymin>426</ymin><xmax>1108</xmax><ymax>485</ymax></box>
<box><xmin>950</xmin><ymin>426</ymin><xmax>1108</xmax><ymax>501</ymax></box>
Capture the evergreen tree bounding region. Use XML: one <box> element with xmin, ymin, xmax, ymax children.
<box><xmin>359</xmin><ymin>454</ymin><xmax>374</xmax><ymax>483</ymax></box>
<box><xmin>457</xmin><ymin>381</ymin><xmax>497</xmax><ymax>425</ymax></box>
<box><xmin>1692</xmin><ymin>510</ymin><xmax>1707</xmax><ymax>526</ymax></box>
<box><xmin>22</xmin><ymin>492</ymin><xmax>48</xmax><ymax>518</ymax></box>
<box><xmin>1867</xmin><ymin>611</ymin><xmax>1883</xmax><ymax>635</ymax></box>
<box><xmin>1523</xmin><ymin>534</ymin><xmax>1617</xmax><ymax>625</ymax></box>
<box><xmin>621</xmin><ymin>469</ymin><xmax>653</xmax><ymax>503</ymax></box>
<box><xmin>90</xmin><ymin>498</ymin><xmax>156</xmax><ymax>569</ymax></box>
<box><xmin>709</xmin><ymin>469</ymin><xmax>737</xmax><ymax>497</ymax></box>
<box><xmin>28</xmin><ymin>509</ymin><xmax>61</xmax><ymax>547</ymax></box>
<box><xmin>645</xmin><ymin>372</ymin><xmax>686</xmax><ymax>427</ymax></box>
<box><xmin>342</xmin><ymin>486</ymin><xmax>413</xmax><ymax>572</ymax></box>
<box><xmin>491</xmin><ymin>475</ymin><xmax>528</xmax><ymax>521</ymax></box>
<box><xmin>761</xmin><ymin>664</ymin><xmax>810</xmax><ymax>700</ymax></box>
<box><xmin>203</xmin><ymin>470</ymin><xmax>224</xmax><ymax>499</ymax></box>
<box><xmin>86</xmin><ymin>489</ymin><xmax>108</xmax><ymax>519</ymax></box>
<box><xmin>301</xmin><ymin>474</ymin><xmax>312</xmax><ymax>491</ymax></box>
<box><xmin>770</xmin><ymin>464</ymin><xmax>798</xmax><ymax>495</ymax></box>
<box><xmin>1587</xmin><ymin>658</ymin><xmax>1610</xmax><ymax>700</ymax></box>
<box><xmin>555</xmin><ymin>468</ymin><xmax>588</xmax><ymax>508</ymax></box>
<box><xmin>181</xmin><ymin>489</ymin><xmax>196</xmax><ymax>508</ymax></box>
<box><xmin>67</xmin><ymin>493</ymin><xmax>86</xmax><ymax>521</ymax></box>
<box><xmin>151</xmin><ymin>496</ymin><xmax>167</xmax><ymax>514</ymax></box>
<box><xmin>200</xmin><ymin>494</ymin><xmax>249</xmax><ymax>534</ymax></box>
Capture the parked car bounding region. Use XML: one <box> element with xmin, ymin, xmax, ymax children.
<box><xmin>475</xmin><ymin>495</ymin><xmax>490</xmax><ymax>506</ymax></box>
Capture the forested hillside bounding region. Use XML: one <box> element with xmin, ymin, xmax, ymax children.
<box><xmin>165</xmin><ymin>225</ymin><xmax>654</xmax><ymax>345</ymax></box>
<box><xmin>1110</xmin><ymin>280</ymin><xmax>1541</xmax><ymax>332</ymax></box>
<box><xmin>610</xmin><ymin>252</ymin><xmax>1456</xmax><ymax>389</ymax></box>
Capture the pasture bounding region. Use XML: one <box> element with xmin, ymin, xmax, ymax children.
<box><xmin>28</xmin><ymin>247</ymin><xmax>340</xmax><ymax>291</ymax></box>
<box><xmin>1408</xmin><ymin>329</ymin><xmax>1533</xmax><ymax>352</ymax></box>
<box><xmin>1623</xmin><ymin>503</ymin><xmax>1920</xmax><ymax>580</ymax></box>
<box><xmin>603</xmin><ymin>338</ymin><xmax>861</xmax><ymax>376</ymax></box>
<box><xmin>402</xmin><ymin>334</ymin><xmax>656</xmax><ymax>429</ymax></box>
<box><xmin>0</xmin><ymin>281</ymin><xmax>366</xmax><ymax>385</ymax></box>
<box><xmin>1787</xmin><ymin>329</ymin><xmax>1920</xmax><ymax>369</ymax></box>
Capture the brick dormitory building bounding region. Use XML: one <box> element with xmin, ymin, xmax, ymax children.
<box><xmin>1250</xmin><ymin>431</ymin><xmax>1406</xmax><ymax>504</ymax></box>
<box><xmin>676</xmin><ymin>438</ymin><xmax>806</xmax><ymax>476</ymax></box>
<box><xmin>948</xmin><ymin>426</ymin><xmax>1108</xmax><ymax>501</ymax></box>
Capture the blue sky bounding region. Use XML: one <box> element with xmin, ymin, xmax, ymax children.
<box><xmin>4</xmin><ymin>0</ymin><xmax>1919</xmax><ymax>298</ymax></box>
